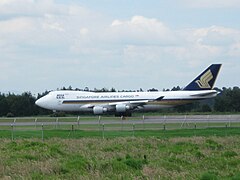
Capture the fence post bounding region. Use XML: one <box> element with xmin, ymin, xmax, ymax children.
<box><xmin>228</xmin><ymin>115</ymin><xmax>231</xmax><ymax>127</ymax></box>
<box><xmin>142</xmin><ymin>115</ymin><xmax>145</xmax><ymax>130</ymax></box>
<box><xmin>225</xmin><ymin>123</ymin><xmax>228</xmax><ymax>136</ymax></box>
<box><xmin>72</xmin><ymin>124</ymin><xmax>74</xmax><ymax>137</ymax></box>
<box><xmin>207</xmin><ymin>115</ymin><xmax>209</xmax><ymax>128</ymax></box>
<box><xmin>102</xmin><ymin>123</ymin><xmax>105</xmax><ymax>139</ymax></box>
<box><xmin>11</xmin><ymin>124</ymin><xmax>14</xmax><ymax>141</ymax></box>
<box><xmin>132</xmin><ymin>123</ymin><xmax>135</xmax><ymax>138</ymax></box>
<box><xmin>98</xmin><ymin>116</ymin><xmax>101</xmax><ymax>129</ymax></box>
<box><xmin>121</xmin><ymin>116</ymin><xmax>123</xmax><ymax>131</ymax></box>
<box><xmin>41</xmin><ymin>123</ymin><xmax>44</xmax><ymax>141</ymax></box>
<box><xmin>77</xmin><ymin>116</ymin><xmax>80</xmax><ymax>129</ymax></box>
<box><xmin>56</xmin><ymin>118</ymin><xmax>59</xmax><ymax>128</ymax></box>
<box><xmin>194</xmin><ymin>123</ymin><xmax>197</xmax><ymax>136</ymax></box>
<box><xmin>163</xmin><ymin>115</ymin><xmax>166</xmax><ymax>124</ymax></box>
<box><xmin>35</xmin><ymin>118</ymin><xmax>37</xmax><ymax>129</ymax></box>
<box><xmin>181</xmin><ymin>115</ymin><xmax>187</xmax><ymax>128</ymax></box>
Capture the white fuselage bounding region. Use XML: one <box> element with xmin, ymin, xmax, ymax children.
<box><xmin>35</xmin><ymin>90</ymin><xmax>218</xmax><ymax>114</ymax></box>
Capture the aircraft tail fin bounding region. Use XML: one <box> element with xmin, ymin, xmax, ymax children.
<box><xmin>184</xmin><ymin>64</ymin><xmax>222</xmax><ymax>91</ymax></box>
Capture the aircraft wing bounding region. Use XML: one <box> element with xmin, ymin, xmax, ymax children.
<box><xmin>80</xmin><ymin>104</ymin><xmax>95</xmax><ymax>108</ymax></box>
<box><xmin>80</xmin><ymin>96</ymin><xmax>164</xmax><ymax>111</ymax></box>
<box><xmin>80</xmin><ymin>100</ymin><xmax>150</xmax><ymax>109</ymax></box>
<box><xmin>108</xmin><ymin>100</ymin><xmax>148</xmax><ymax>106</ymax></box>
<box><xmin>108</xmin><ymin>96</ymin><xmax>164</xmax><ymax>106</ymax></box>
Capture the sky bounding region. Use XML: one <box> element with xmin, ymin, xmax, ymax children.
<box><xmin>0</xmin><ymin>0</ymin><xmax>240</xmax><ymax>95</ymax></box>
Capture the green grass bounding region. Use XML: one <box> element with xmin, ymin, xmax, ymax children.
<box><xmin>1</xmin><ymin>136</ymin><xmax>240</xmax><ymax>179</ymax></box>
<box><xmin>1</xmin><ymin>117</ymin><xmax>240</xmax><ymax>179</ymax></box>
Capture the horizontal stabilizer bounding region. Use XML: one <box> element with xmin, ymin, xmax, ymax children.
<box><xmin>190</xmin><ymin>91</ymin><xmax>218</xmax><ymax>97</ymax></box>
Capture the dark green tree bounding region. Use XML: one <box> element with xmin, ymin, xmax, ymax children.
<box><xmin>0</xmin><ymin>93</ymin><xmax>9</xmax><ymax>116</ymax></box>
<box><xmin>214</xmin><ymin>87</ymin><xmax>240</xmax><ymax>112</ymax></box>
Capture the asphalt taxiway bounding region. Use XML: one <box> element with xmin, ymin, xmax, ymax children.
<box><xmin>0</xmin><ymin>115</ymin><xmax>239</xmax><ymax>126</ymax></box>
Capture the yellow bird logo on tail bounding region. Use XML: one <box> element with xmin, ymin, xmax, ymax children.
<box><xmin>195</xmin><ymin>69</ymin><xmax>213</xmax><ymax>89</ymax></box>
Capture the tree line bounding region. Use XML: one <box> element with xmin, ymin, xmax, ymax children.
<box><xmin>0</xmin><ymin>86</ymin><xmax>239</xmax><ymax>117</ymax></box>
<box><xmin>0</xmin><ymin>91</ymin><xmax>51</xmax><ymax>117</ymax></box>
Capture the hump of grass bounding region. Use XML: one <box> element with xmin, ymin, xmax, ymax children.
<box><xmin>222</xmin><ymin>151</ymin><xmax>237</xmax><ymax>158</ymax></box>
<box><xmin>232</xmin><ymin>173</ymin><xmax>240</xmax><ymax>180</ymax></box>
<box><xmin>60</xmin><ymin>154</ymin><xmax>89</xmax><ymax>174</ymax></box>
<box><xmin>205</xmin><ymin>139</ymin><xmax>223</xmax><ymax>150</ymax></box>
<box><xmin>123</xmin><ymin>154</ymin><xmax>148</xmax><ymax>170</ymax></box>
<box><xmin>200</xmin><ymin>172</ymin><xmax>218</xmax><ymax>180</ymax></box>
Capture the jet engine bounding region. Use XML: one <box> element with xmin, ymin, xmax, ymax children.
<box><xmin>93</xmin><ymin>106</ymin><xmax>107</xmax><ymax>115</ymax></box>
<box><xmin>116</xmin><ymin>104</ymin><xmax>131</xmax><ymax>112</ymax></box>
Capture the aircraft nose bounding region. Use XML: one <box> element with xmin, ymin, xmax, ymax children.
<box><xmin>35</xmin><ymin>95</ymin><xmax>51</xmax><ymax>109</ymax></box>
<box><xmin>35</xmin><ymin>97</ymin><xmax>45</xmax><ymax>108</ymax></box>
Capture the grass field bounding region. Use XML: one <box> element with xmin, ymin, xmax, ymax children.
<box><xmin>1</xmin><ymin>135</ymin><xmax>240</xmax><ymax>179</ymax></box>
<box><xmin>1</xmin><ymin>115</ymin><xmax>240</xmax><ymax>179</ymax></box>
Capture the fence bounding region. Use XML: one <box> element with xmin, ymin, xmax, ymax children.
<box><xmin>1</xmin><ymin>115</ymin><xmax>240</xmax><ymax>140</ymax></box>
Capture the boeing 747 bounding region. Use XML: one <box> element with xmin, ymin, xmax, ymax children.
<box><xmin>35</xmin><ymin>64</ymin><xmax>222</xmax><ymax>116</ymax></box>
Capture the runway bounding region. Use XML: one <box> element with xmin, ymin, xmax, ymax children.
<box><xmin>0</xmin><ymin>114</ymin><xmax>239</xmax><ymax>126</ymax></box>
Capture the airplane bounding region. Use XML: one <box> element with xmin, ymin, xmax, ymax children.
<box><xmin>35</xmin><ymin>64</ymin><xmax>222</xmax><ymax>116</ymax></box>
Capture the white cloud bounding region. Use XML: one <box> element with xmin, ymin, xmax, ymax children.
<box><xmin>80</xmin><ymin>28</ymin><xmax>89</xmax><ymax>36</ymax></box>
<box><xmin>0</xmin><ymin>0</ymin><xmax>239</xmax><ymax>92</ymax></box>
<box><xmin>42</xmin><ymin>14</ymin><xmax>65</xmax><ymax>32</ymax></box>
<box><xmin>0</xmin><ymin>17</ymin><xmax>34</xmax><ymax>33</ymax></box>
<box><xmin>109</xmin><ymin>16</ymin><xmax>175</xmax><ymax>45</ymax></box>
<box><xmin>166</xmin><ymin>26</ymin><xmax>240</xmax><ymax>67</ymax></box>
<box><xmin>192</xmin><ymin>26</ymin><xmax>240</xmax><ymax>46</ymax></box>
<box><xmin>108</xmin><ymin>23</ymin><xmax>240</xmax><ymax>68</ymax></box>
